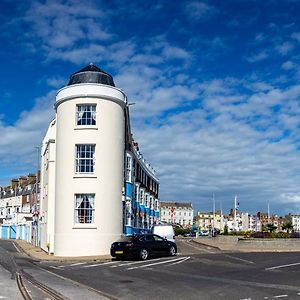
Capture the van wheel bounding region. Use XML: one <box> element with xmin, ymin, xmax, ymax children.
<box><xmin>169</xmin><ymin>246</ymin><xmax>176</xmax><ymax>256</ymax></box>
<box><xmin>139</xmin><ymin>248</ymin><xmax>149</xmax><ymax>260</ymax></box>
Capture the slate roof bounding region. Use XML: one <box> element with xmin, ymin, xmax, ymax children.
<box><xmin>160</xmin><ymin>201</ymin><xmax>193</xmax><ymax>208</ymax></box>
<box><xmin>0</xmin><ymin>184</ymin><xmax>39</xmax><ymax>199</ymax></box>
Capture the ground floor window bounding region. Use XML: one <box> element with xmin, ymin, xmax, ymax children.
<box><xmin>75</xmin><ymin>194</ymin><xmax>95</xmax><ymax>224</ymax></box>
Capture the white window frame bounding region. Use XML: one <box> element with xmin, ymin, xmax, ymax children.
<box><xmin>74</xmin><ymin>194</ymin><xmax>95</xmax><ymax>224</ymax></box>
<box><xmin>76</xmin><ymin>104</ymin><xmax>96</xmax><ymax>126</ymax></box>
<box><xmin>125</xmin><ymin>153</ymin><xmax>132</xmax><ymax>182</ymax></box>
<box><xmin>75</xmin><ymin>144</ymin><xmax>95</xmax><ymax>174</ymax></box>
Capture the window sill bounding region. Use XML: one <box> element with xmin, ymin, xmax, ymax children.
<box><xmin>73</xmin><ymin>224</ymin><xmax>97</xmax><ymax>229</ymax></box>
<box><xmin>73</xmin><ymin>174</ymin><xmax>97</xmax><ymax>179</ymax></box>
<box><xmin>74</xmin><ymin>126</ymin><xmax>98</xmax><ymax>130</ymax></box>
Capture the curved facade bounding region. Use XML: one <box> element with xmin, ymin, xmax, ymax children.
<box><xmin>54</xmin><ymin>83</ymin><xmax>126</xmax><ymax>256</ymax></box>
<box><xmin>39</xmin><ymin>64</ymin><xmax>159</xmax><ymax>257</ymax></box>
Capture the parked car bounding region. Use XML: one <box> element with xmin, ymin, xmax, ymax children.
<box><xmin>199</xmin><ymin>230</ymin><xmax>209</xmax><ymax>236</ymax></box>
<box><xmin>183</xmin><ymin>231</ymin><xmax>196</xmax><ymax>237</ymax></box>
<box><xmin>151</xmin><ymin>224</ymin><xmax>175</xmax><ymax>242</ymax></box>
<box><xmin>110</xmin><ymin>234</ymin><xmax>177</xmax><ymax>260</ymax></box>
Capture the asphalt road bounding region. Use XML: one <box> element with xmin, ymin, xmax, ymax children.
<box><xmin>1</xmin><ymin>238</ymin><xmax>300</xmax><ymax>300</ymax></box>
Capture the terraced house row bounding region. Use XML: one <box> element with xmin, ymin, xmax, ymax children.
<box><xmin>0</xmin><ymin>174</ymin><xmax>39</xmax><ymax>242</ymax></box>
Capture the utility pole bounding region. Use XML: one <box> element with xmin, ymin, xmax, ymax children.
<box><xmin>33</xmin><ymin>145</ymin><xmax>40</xmax><ymax>247</ymax></box>
<box><xmin>267</xmin><ymin>200</ymin><xmax>270</xmax><ymax>224</ymax></box>
<box><xmin>220</xmin><ymin>199</ymin><xmax>223</xmax><ymax>233</ymax></box>
<box><xmin>212</xmin><ymin>193</ymin><xmax>215</xmax><ymax>237</ymax></box>
<box><xmin>234</xmin><ymin>195</ymin><xmax>237</xmax><ymax>231</ymax></box>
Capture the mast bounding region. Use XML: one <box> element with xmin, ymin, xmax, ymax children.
<box><xmin>234</xmin><ymin>195</ymin><xmax>237</xmax><ymax>231</ymax></box>
<box><xmin>267</xmin><ymin>200</ymin><xmax>270</xmax><ymax>223</ymax></box>
<box><xmin>212</xmin><ymin>193</ymin><xmax>215</xmax><ymax>236</ymax></box>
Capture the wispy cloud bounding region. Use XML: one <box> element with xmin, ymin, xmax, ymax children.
<box><xmin>133</xmin><ymin>78</ymin><xmax>300</xmax><ymax>213</ymax></box>
<box><xmin>24</xmin><ymin>0</ymin><xmax>112</xmax><ymax>54</ymax></box>
<box><xmin>275</xmin><ymin>41</ymin><xmax>294</xmax><ymax>55</ymax></box>
<box><xmin>246</xmin><ymin>50</ymin><xmax>269</xmax><ymax>63</ymax></box>
<box><xmin>184</xmin><ymin>1</ymin><xmax>218</xmax><ymax>21</ymax></box>
<box><xmin>0</xmin><ymin>91</ymin><xmax>55</xmax><ymax>175</ymax></box>
<box><xmin>2</xmin><ymin>0</ymin><xmax>300</xmax><ymax>215</ymax></box>
<box><xmin>281</xmin><ymin>60</ymin><xmax>295</xmax><ymax>70</ymax></box>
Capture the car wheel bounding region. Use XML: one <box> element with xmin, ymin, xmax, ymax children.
<box><xmin>169</xmin><ymin>246</ymin><xmax>176</xmax><ymax>256</ymax></box>
<box><xmin>139</xmin><ymin>248</ymin><xmax>149</xmax><ymax>260</ymax></box>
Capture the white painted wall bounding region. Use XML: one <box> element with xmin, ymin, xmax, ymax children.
<box><xmin>292</xmin><ymin>215</ymin><xmax>300</xmax><ymax>232</ymax></box>
<box><xmin>40</xmin><ymin>119</ymin><xmax>56</xmax><ymax>254</ymax></box>
<box><xmin>54</xmin><ymin>83</ymin><xmax>126</xmax><ymax>256</ymax></box>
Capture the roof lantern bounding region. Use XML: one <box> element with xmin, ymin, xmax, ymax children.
<box><xmin>67</xmin><ymin>63</ymin><xmax>115</xmax><ymax>87</ymax></box>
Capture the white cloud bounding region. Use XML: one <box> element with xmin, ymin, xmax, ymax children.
<box><xmin>2</xmin><ymin>0</ymin><xmax>300</xmax><ymax>216</ymax></box>
<box><xmin>46</xmin><ymin>76</ymin><xmax>66</xmax><ymax>88</ymax></box>
<box><xmin>275</xmin><ymin>41</ymin><xmax>294</xmax><ymax>55</ymax></box>
<box><xmin>246</xmin><ymin>50</ymin><xmax>269</xmax><ymax>63</ymax></box>
<box><xmin>281</xmin><ymin>60</ymin><xmax>295</xmax><ymax>70</ymax></box>
<box><xmin>130</xmin><ymin>77</ymin><xmax>300</xmax><ymax>214</ymax></box>
<box><xmin>0</xmin><ymin>91</ymin><xmax>55</xmax><ymax>175</ymax></box>
<box><xmin>291</xmin><ymin>31</ymin><xmax>300</xmax><ymax>41</ymax></box>
<box><xmin>25</xmin><ymin>0</ymin><xmax>112</xmax><ymax>52</ymax></box>
<box><xmin>184</xmin><ymin>1</ymin><xmax>217</xmax><ymax>21</ymax></box>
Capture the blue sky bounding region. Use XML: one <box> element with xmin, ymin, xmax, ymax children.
<box><xmin>1</xmin><ymin>0</ymin><xmax>300</xmax><ymax>215</ymax></box>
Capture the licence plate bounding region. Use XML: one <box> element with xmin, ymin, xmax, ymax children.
<box><xmin>115</xmin><ymin>251</ymin><xmax>123</xmax><ymax>254</ymax></box>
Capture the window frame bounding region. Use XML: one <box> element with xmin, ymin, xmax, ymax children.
<box><xmin>74</xmin><ymin>193</ymin><xmax>95</xmax><ymax>224</ymax></box>
<box><xmin>76</xmin><ymin>104</ymin><xmax>97</xmax><ymax>126</ymax></box>
<box><xmin>75</xmin><ymin>144</ymin><xmax>96</xmax><ymax>174</ymax></box>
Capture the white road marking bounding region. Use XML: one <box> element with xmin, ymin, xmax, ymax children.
<box><xmin>297</xmin><ymin>292</ymin><xmax>300</xmax><ymax>295</ymax></box>
<box><xmin>111</xmin><ymin>257</ymin><xmax>168</xmax><ymax>267</ymax></box>
<box><xmin>273</xmin><ymin>295</ymin><xmax>288</xmax><ymax>298</ymax></box>
<box><xmin>49</xmin><ymin>266</ymin><xmax>62</xmax><ymax>270</ymax></box>
<box><xmin>83</xmin><ymin>261</ymin><xmax>119</xmax><ymax>268</ymax></box>
<box><xmin>127</xmin><ymin>256</ymin><xmax>187</xmax><ymax>270</ymax></box>
<box><xmin>12</xmin><ymin>242</ymin><xmax>20</xmax><ymax>253</ymax></box>
<box><xmin>69</xmin><ymin>262</ymin><xmax>86</xmax><ymax>267</ymax></box>
<box><xmin>264</xmin><ymin>297</ymin><xmax>269</xmax><ymax>299</ymax></box>
<box><xmin>223</xmin><ymin>254</ymin><xmax>254</xmax><ymax>264</ymax></box>
<box><xmin>265</xmin><ymin>262</ymin><xmax>300</xmax><ymax>270</ymax></box>
<box><xmin>240</xmin><ymin>298</ymin><xmax>251</xmax><ymax>300</ymax></box>
<box><xmin>170</xmin><ymin>256</ymin><xmax>190</xmax><ymax>265</ymax></box>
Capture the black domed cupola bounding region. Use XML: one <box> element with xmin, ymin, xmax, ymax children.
<box><xmin>67</xmin><ymin>63</ymin><xmax>115</xmax><ymax>87</ymax></box>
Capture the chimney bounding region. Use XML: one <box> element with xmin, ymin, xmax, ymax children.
<box><xmin>11</xmin><ymin>178</ymin><xmax>19</xmax><ymax>189</ymax></box>
<box><xmin>27</xmin><ymin>174</ymin><xmax>36</xmax><ymax>185</ymax></box>
<box><xmin>19</xmin><ymin>176</ymin><xmax>28</xmax><ymax>187</ymax></box>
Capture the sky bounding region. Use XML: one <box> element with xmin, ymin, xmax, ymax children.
<box><xmin>1</xmin><ymin>0</ymin><xmax>300</xmax><ymax>215</ymax></box>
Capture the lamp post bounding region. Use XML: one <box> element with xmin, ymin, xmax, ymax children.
<box><xmin>33</xmin><ymin>145</ymin><xmax>40</xmax><ymax>247</ymax></box>
<box><xmin>212</xmin><ymin>193</ymin><xmax>215</xmax><ymax>237</ymax></box>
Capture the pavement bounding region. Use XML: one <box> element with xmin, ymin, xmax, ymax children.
<box><xmin>14</xmin><ymin>239</ymin><xmax>112</xmax><ymax>262</ymax></box>
<box><xmin>0</xmin><ymin>265</ymin><xmax>23</xmax><ymax>300</ymax></box>
<box><xmin>0</xmin><ymin>240</ymin><xmax>112</xmax><ymax>299</ymax></box>
<box><xmin>192</xmin><ymin>236</ymin><xmax>300</xmax><ymax>252</ymax></box>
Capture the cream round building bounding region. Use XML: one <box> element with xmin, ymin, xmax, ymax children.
<box><xmin>39</xmin><ymin>65</ymin><xmax>160</xmax><ymax>256</ymax></box>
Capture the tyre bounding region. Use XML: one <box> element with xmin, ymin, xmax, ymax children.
<box><xmin>139</xmin><ymin>248</ymin><xmax>149</xmax><ymax>260</ymax></box>
<box><xmin>169</xmin><ymin>246</ymin><xmax>176</xmax><ymax>256</ymax></box>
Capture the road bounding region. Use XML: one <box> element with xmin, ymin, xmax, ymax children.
<box><xmin>1</xmin><ymin>238</ymin><xmax>300</xmax><ymax>299</ymax></box>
